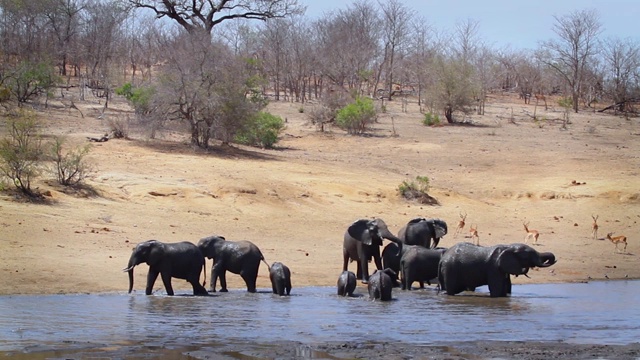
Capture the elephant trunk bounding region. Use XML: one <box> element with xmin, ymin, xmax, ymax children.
<box><xmin>123</xmin><ymin>254</ymin><xmax>140</xmax><ymax>294</ymax></box>
<box><xmin>535</xmin><ymin>252</ymin><xmax>556</xmax><ymax>267</ymax></box>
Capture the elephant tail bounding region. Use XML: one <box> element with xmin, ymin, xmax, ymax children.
<box><xmin>202</xmin><ymin>259</ymin><xmax>207</xmax><ymax>287</ymax></box>
<box><xmin>260</xmin><ymin>254</ymin><xmax>271</xmax><ymax>271</ymax></box>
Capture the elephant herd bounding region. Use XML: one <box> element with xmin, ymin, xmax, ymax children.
<box><xmin>124</xmin><ymin>216</ymin><xmax>556</xmax><ymax>299</ymax></box>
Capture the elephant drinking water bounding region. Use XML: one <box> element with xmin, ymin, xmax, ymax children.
<box><xmin>438</xmin><ymin>242</ymin><xmax>556</xmax><ymax>297</ymax></box>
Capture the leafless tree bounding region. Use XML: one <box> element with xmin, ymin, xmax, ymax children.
<box><xmin>540</xmin><ymin>8</ymin><xmax>602</xmax><ymax>113</ymax></box>
<box><xmin>43</xmin><ymin>0</ymin><xmax>86</xmax><ymax>77</ymax></box>
<box><xmin>601</xmin><ymin>37</ymin><xmax>640</xmax><ymax>113</ymax></box>
<box><xmin>124</xmin><ymin>0</ymin><xmax>303</xmax><ymax>35</ymax></box>
<box><xmin>150</xmin><ymin>32</ymin><xmax>263</xmax><ymax>148</ymax></box>
<box><xmin>376</xmin><ymin>0</ymin><xmax>412</xmax><ymax>100</ymax></box>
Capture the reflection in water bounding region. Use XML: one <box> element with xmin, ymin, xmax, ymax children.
<box><xmin>0</xmin><ymin>281</ymin><xmax>638</xmax><ymax>356</ymax></box>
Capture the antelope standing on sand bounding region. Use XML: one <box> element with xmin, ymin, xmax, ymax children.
<box><xmin>523</xmin><ymin>221</ymin><xmax>539</xmax><ymax>244</ymax></box>
<box><xmin>591</xmin><ymin>215</ymin><xmax>599</xmax><ymax>240</ymax></box>
<box><xmin>606</xmin><ymin>232</ymin><xmax>628</xmax><ymax>253</ymax></box>
<box><xmin>454</xmin><ymin>212</ymin><xmax>467</xmax><ymax>238</ymax></box>
<box><xmin>469</xmin><ymin>224</ymin><xmax>479</xmax><ymax>245</ymax></box>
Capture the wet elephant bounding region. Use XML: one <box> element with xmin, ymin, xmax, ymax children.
<box><xmin>123</xmin><ymin>240</ymin><xmax>208</xmax><ymax>296</ymax></box>
<box><xmin>368</xmin><ymin>268</ymin><xmax>399</xmax><ymax>301</ymax></box>
<box><xmin>269</xmin><ymin>262</ymin><xmax>292</xmax><ymax>296</ymax></box>
<box><xmin>438</xmin><ymin>242</ymin><xmax>556</xmax><ymax>297</ymax></box>
<box><xmin>337</xmin><ymin>270</ymin><xmax>357</xmax><ymax>297</ymax></box>
<box><xmin>342</xmin><ymin>218</ymin><xmax>403</xmax><ymax>283</ymax></box>
<box><xmin>398</xmin><ymin>217</ymin><xmax>448</xmax><ymax>248</ymax></box>
<box><xmin>197</xmin><ymin>235</ymin><xmax>269</xmax><ymax>293</ymax></box>
<box><xmin>399</xmin><ymin>246</ymin><xmax>446</xmax><ymax>290</ymax></box>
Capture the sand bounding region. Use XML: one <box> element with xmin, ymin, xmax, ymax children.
<box><xmin>0</xmin><ymin>92</ymin><xmax>638</xmax><ymax>296</ymax></box>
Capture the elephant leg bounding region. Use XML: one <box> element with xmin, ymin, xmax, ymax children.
<box><xmin>209</xmin><ymin>266</ymin><xmax>218</xmax><ymax>292</ymax></box>
<box><xmin>419</xmin><ymin>280</ymin><xmax>425</xmax><ymax>289</ymax></box>
<box><xmin>161</xmin><ymin>272</ymin><xmax>174</xmax><ymax>296</ymax></box>
<box><xmin>243</xmin><ymin>274</ymin><xmax>257</xmax><ymax>293</ymax></box>
<box><xmin>488</xmin><ymin>276</ymin><xmax>506</xmax><ymax>297</ymax></box>
<box><xmin>219</xmin><ymin>271</ymin><xmax>229</xmax><ymax>292</ymax></box>
<box><xmin>342</xmin><ymin>248</ymin><xmax>349</xmax><ymax>272</ymax></box>
<box><xmin>146</xmin><ymin>269</ymin><xmax>160</xmax><ymax>295</ymax></box>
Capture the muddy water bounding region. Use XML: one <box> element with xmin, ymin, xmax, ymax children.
<box><xmin>0</xmin><ymin>281</ymin><xmax>638</xmax><ymax>358</ymax></box>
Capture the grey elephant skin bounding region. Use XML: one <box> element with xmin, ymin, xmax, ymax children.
<box><xmin>438</xmin><ymin>242</ymin><xmax>556</xmax><ymax>297</ymax></box>
<box><xmin>269</xmin><ymin>262</ymin><xmax>292</xmax><ymax>296</ymax></box>
<box><xmin>337</xmin><ymin>270</ymin><xmax>357</xmax><ymax>297</ymax></box>
<box><xmin>400</xmin><ymin>246</ymin><xmax>446</xmax><ymax>290</ymax></box>
<box><xmin>367</xmin><ymin>268</ymin><xmax>399</xmax><ymax>301</ymax></box>
<box><xmin>123</xmin><ymin>240</ymin><xmax>208</xmax><ymax>296</ymax></box>
<box><xmin>343</xmin><ymin>218</ymin><xmax>403</xmax><ymax>283</ymax></box>
<box><xmin>197</xmin><ymin>235</ymin><xmax>269</xmax><ymax>293</ymax></box>
<box><xmin>382</xmin><ymin>217</ymin><xmax>448</xmax><ymax>275</ymax></box>
<box><xmin>398</xmin><ymin>217</ymin><xmax>448</xmax><ymax>248</ymax></box>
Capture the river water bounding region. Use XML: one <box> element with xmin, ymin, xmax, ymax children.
<box><xmin>1</xmin><ymin>280</ymin><xmax>638</xmax><ymax>358</ymax></box>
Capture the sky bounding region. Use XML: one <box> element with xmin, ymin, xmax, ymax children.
<box><xmin>303</xmin><ymin>0</ymin><xmax>640</xmax><ymax>50</ymax></box>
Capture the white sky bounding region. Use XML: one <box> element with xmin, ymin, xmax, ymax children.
<box><xmin>302</xmin><ymin>0</ymin><xmax>640</xmax><ymax>50</ymax></box>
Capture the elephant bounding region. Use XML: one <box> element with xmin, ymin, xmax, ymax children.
<box><xmin>122</xmin><ymin>240</ymin><xmax>208</xmax><ymax>296</ymax></box>
<box><xmin>343</xmin><ymin>218</ymin><xmax>403</xmax><ymax>283</ymax></box>
<box><xmin>197</xmin><ymin>235</ymin><xmax>269</xmax><ymax>293</ymax></box>
<box><xmin>399</xmin><ymin>246</ymin><xmax>447</xmax><ymax>290</ymax></box>
<box><xmin>269</xmin><ymin>262</ymin><xmax>292</xmax><ymax>296</ymax></box>
<box><xmin>381</xmin><ymin>242</ymin><xmax>403</xmax><ymax>276</ymax></box>
<box><xmin>398</xmin><ymin>217</ymin><xmax>448</xmax><ymax>249</ymax></box>
<box><xmin>367</xmin><ymin>268</ymin><xmax>399</xmax><ymax>301</ymax></box>
<box><xmin>337</xmin><ymin>270</ymin><xmax>357</xmax><ymax>297</ymax></box>
<box><xmin>438</xmin><ymin>242</ymin><xmax>557</xmax><ymax>297</ymax></box>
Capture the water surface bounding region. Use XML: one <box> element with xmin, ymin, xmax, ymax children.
<box><xmin>1</xmin><ymin>280</ymin><xmax>638</xmax><ymax>357</ymax></box>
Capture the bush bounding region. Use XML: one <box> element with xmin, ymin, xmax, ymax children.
<box><xmin>423</xmin><ymin>112</ymin><xmax>441</xmax><ymax>126</ymax></box>
<box><xmin>398</xmin><ymin>176</ymin><xmax>439</xmax><ymax>205</ymax></box>
<box><xmin>115</xmin><ymin>83</ymin><xmax>155</xmax><ymax>114</ymax></box>
<box><xmin>50</xmin><ymin>137</ymin><xmax>92</xmax><ymax>186</ymax></box>
<box><xmin>6</xmin><ymin>61</ymin><xmax>58</xmax><ymax>104</ymax></box>
<box><xmin>235</xmin><ymin>111</ymin><xmax>285</xmax><ymax>148</ymax></box>
<box><xmin>0</xmin><ymin>110</ymin><xmax>44</xmax><ymax>196</ymax></box>
<box><xmin>335</xmin><ymin>97</ymin><xmax>377</xmax><ymax>135</ymax></box>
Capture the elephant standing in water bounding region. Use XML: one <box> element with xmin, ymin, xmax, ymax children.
<box><xmin>123</xmin><ymin>240</ymin><xmax>208</xmax><ymax>296</ymax></box>
<box><xmin>399</xmin><ymin>246</ymin><xmax>447</xmax><ymax>290</ymax></box>
<box><xmin>438</xmin><ymin>242</ymin><xmax>556</xmax><ymax>297</ymax></box>
<box><xmin>399</xmin><ymin>217</ymin><xmax>448</xmax><ymax>248</ymax></box>
<box><xmin>343</xmin><ymin>218</ymin><xmax>403</xmax><ymax>283</ymax></box>
<box><xmin>382</xmin><ymin>217</ymin><xmax>448</xmax><ymax>275</ymax></box>
<box><xmin>269</xmin><ymin>262</ymin><xmax>292</xmax><ymax>296</ymax></box>
<box><xmin>368</xmin><ymin>269</ymin><xmax>399</xmax><ymax>301</ymax></box>
<box><xmin>197</xmin><ymin>235</ymin><xmax>269</xmax><ymax>293</ymax></box>
<box><xmin>337</xmin><ymin>270</ymin><xmax>357</xmax><ymax>297</ymax></box>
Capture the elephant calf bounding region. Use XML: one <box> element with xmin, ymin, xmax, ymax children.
<box><xmin>367</xmin><ymin>269</ymin><xmax>399</xmax><ymax>301</ymax></box>
<box><xmin>400</xmin><ymin>246</ymin><xmax>446</xmax><ymax>290</ymax></box>
<box><xmin>337</xmin><ymin>270</ymin><xmax>357</xmax><ymax>297</ymax></box>
<box><xmin>123</xmin><ymin>240</ymin><xmax>208</xmax><ymax>296</ymax></box>
<box><xmin>269</xmin><ymin>262</ymin><xmax>292</xmax><ymax>296</ymax></box>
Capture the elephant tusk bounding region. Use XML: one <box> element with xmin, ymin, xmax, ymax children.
<box><xmin>122</xmin><ymin>266</ymin><xmax>134</xmax><ymax>272</ymax></box>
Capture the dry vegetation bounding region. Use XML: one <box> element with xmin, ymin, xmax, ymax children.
<box><xmin>0</xmin><ymin>90</ymin><xmax>639</xmax><ymax>295</ymax></box>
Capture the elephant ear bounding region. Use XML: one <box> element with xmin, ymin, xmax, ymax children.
<box><xmin>348</xmin><ymin>219</ymin><xmax>373</xmax><ymax>246</ymax></box>
<box><xmin>497</xmin><ymin>248</ymin><xmax>527</xmax><ymax>276</ymax></box>
<box><xmin>147</xmin><ymin>241</ymin><xmax>165</xmax><ymax>266</ymax></box>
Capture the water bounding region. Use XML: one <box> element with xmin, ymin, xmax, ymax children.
<box><xmin>1</xmin><ymin>281</ymin><xmax>638</xmax><ymax>357</ymax></box>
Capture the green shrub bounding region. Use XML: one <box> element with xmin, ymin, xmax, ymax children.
<box><xmin>235</xmin><ymin>111</ymin><xmax>285</xmax><ymax>148</ymax></box>
<box><xmin>49</xmin><ymin>136</ymin><xmax>92</xmax><ymax>186</ymax></box>
<box><xmin>6</xmin><ymin>61</ymin><xmax>58</xmax><ymax>104</ymax></box>
<box><xmin>397</xmin><ymin>176</ymin><xmax>438</xmax><ymax>205</ymax></box>
<box><xmin>423</xmin><ymin>112</ymin><xmax>441</xmax><ymax>126</ymax></box>
<box><xmin>335</xmin><ymin>97</ymin><xmax>377</xmax><ymax>135</ymax></box>
<box><xmin>115</xmin><ymin>83</ymin><xmax>155</xmax><ymax>114</ymax></box>
<box><xmin>0</xmin><ymin>110</ymin><xmax>44</xmax><ymax>197</ymax></box>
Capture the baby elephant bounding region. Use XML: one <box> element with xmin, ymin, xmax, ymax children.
<box><xmin>367</xmin><ymin>268</ymin><xmax>399</xmax><ymax>301</ymax></box>
<box><xmin>269</xmin><ymin>262</ymin><xmax>292</xmax><ymax>296</ymax></box>
<box><xmin>337</xmin><ymin>270</ymin><xmax>357</xmax><ymax>297</ymax></box>
<box><xmin>400</xmin><ymin>246</ymin><xmax>447</xmax><ymax>290</ymax></box>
